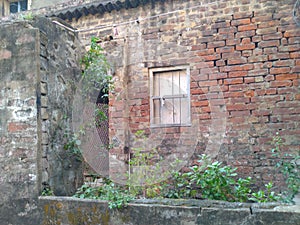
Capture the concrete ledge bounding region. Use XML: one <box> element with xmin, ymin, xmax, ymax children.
<box><xmin>39</xmin><ymin>196</ymin><xmax>300</xmax><ymax>225</ymax></box>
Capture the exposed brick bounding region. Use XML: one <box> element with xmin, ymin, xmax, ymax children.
<box><xmin>248</xmin><ymin>69</ymin><xmax>269</xmax><ymax>76</ymax></box>
<box><xmin>219</xmin><ymin>27</ymin><xmax>237</xmax><ymax>34</ymax></box>
<box><xmin>270</xmin><ymin>80</ymin><xmax>293</xmax><ymax>87</ymax></box>
<box><xmin>248</xmin><ymin>55</ymin><xmax>268</xmax><ymax>63</ymax></box>
<box><xmin>216</xmin><ymin>46</ymin><xmax>234</xmax><ymax>53</ymax></box>
<box><xmin>269</xmin><ymin>67</ymin><xmax>291</xmax><ymax>74</ymax></box>
<box><xmin>242</xmin><ymin>50</ymin><xmax>252</xmax><ymax>57</ymax></box>
<box><xmin>196</xmin><ymin>48</ymin><xmax>214</xmax><ymax>56</ymax></box>
<box><xmin>233</xmin><ymin>11</ymin><xmax>253</xmax><ymax>19</ymax></box>
<box><xmin>231</xmin><ymin>18</ymin><xmax>251</xmax><ymax>26</ymax></box>
<box><xmin>262</xmin><ymin>32</ymin><xmax>282</xmax><ymax>40</ymax></box>
<box><xmin>278</xmin><ymin>45</ymin><xmax>300</xmax><ymax>52</ymax></box>
<box><xmin>226</xmin><ymin>38</ymin><xmax>241</xmax><ymax>46</ymax></box>
<box><xmin>216</xmin><ymin>60</ymin><xmax>226</xmax><ymax>66</ymax></box>
<box><xmin>228</xmin><ymin>57</ymin><xmax>247</xmax><ymax>65</ymax></box>
<box><xmin>258</xmin><ymin>20</ymin><xmax>280</xmax><ymax>29</ymax></box>
<box><xmin>195</xmin><ymin>61</ymin><xmax>215</xmax><ymax>69</ymax></box>
<box><xmin>191</xmin><ymin>100</ymin><xmax>209</xmax><ymax>107</ymax></box>
<box><xmin>0</xmin><ymin>49</ymin><xmax>12</xmax><ymax>60</ymax></box>
<box><xmin>263</xmin><ymin>47</ymin><xmax>278</xmax><ymax>54</ymax></box>
<box><xmin>235</xmin><ymin>30</ymin><xmax>256</xmax><ymax>38</ymax></box>
<box><xmin>211</xmin><ymin>21</ymin><xmax>230</xmax><ymax>29</ymax></box>
<box><xmin>228</xmin><ymin>71</ymin><xmax>248</xmax><ymax>78</ymax></box>
<box><xmin>224</xmin><ymin>91</ymin><xmax>244</xmax><ymax>98</ymax></box>
<box><xmin>8</xmin><ymin>122</ymin><xmax>30</xmax><ymax>132</ymax></box>
<box><xmin>256</xmin><ymin>88</ymin><xmax>276</xmax><ymax>95</ymax></box>
<box><xmin>288</xmin><ymin>37</ymin><xmax>300</xmax><ymax>45</ymax></box>
<box><xmin>284</xmin><ymin>30</ymin><xmax>300</xmax><ymax>38</ymax></box>
<box><xmin>198</xmin><ymin>80</ymin><xmax>218</xmax><ymax>87</ymax></box>
<box><xmin>224</xmin><ymin>77</ymin><xmax>243</xmax><ymax>84</ymax></box>
<box><xmin>191</xmin><ymin>44</ymin><xmax>207</xmax><ymax>51</ymax></box>
<box><xmin>202</xmin><ymin>54</ymin><xmax>221</xmax><ymax>61</ymax></box>
<box><xmin>236</xmin><ymin>43</ymin><xmax>255</xmax><ymax>50</ymax></box>
<box><xmin>230</xmin><ymin>110</ymin><xmax>250</xmax><ymax>117</ymax></box>
<box><xmin>275</xmin><ymin>74</ymin><xmax>298</xmax><ymax>80</ymax></box>
<box><xmin>281</xmin><ymin>38</ymin><xmax>288</xmax><ymax>46</ymax></box>
<box><xmin>268</xmin><ymin>53</ymin><xmax>290</xmax><ymax>60</ymax></box>
<box><xmin>222</xmin><ymin>52</ymin><xmax>241</xmax><ymax>59</ymax></box>
<box><xmin>244</xmin><ymin>77</ymin><xmax>255</xmax><ymax>83</ymax></box>
<box><xmin>264</xmin><ymin>74</ymin><xmax>275</xmax><ymax>81</ymax></box>
<box><xmin>209</xmin><ymin>73</ymin><xmax>228</xmax><ymax>80</ymax></box>
<box><xmin>253</xmin><ymin>48</ymin><xmax>263</xmax><ymax>56</ymax></box>
<box><xmin>207</xmin><ymin>41</ymin><xmax>225</xmax><ymax>48</ymax></box>
<box><xmin>258</xmin><ymin>40</ymin><xmax>280</xmax><ymax>48</ymax></box>
<box><xmin>256</xmin><ymin>27</ymin><xmax>277</xmax><ymax>35</ymax></box>
<box><xmin>201</xmin><ymin>29</ymin><xmax>217</xmax><ymax>36</ymax></box>
<box><xmin>220</xmin><ymin>64</ymin><xmax>254</xmax><ymax>72</ymax></box>
<box><xmin>238</xmin><ymin>24</ymin><xmax>257</xmax><ymax>31</ymax></box>
<box><xmin>252</xmin><ymin>36</ymin><xmax>262</xmax><ymax>42</ymax></box>
<box><xmin>251</xmin><ymin>14</ymin><xmax>273</xmax><ymax>23</ymax></box>
<box><xmin>290</xmin><ymin>52</ymin><xmax>300</xmax><ymax>59</ymax></box>
<box><xmin>273</xmin><ymin>59</ymin><xmax>295</xmax><ymax>67</ymax></box>
<box><xmin>291</xmin><ymin>66</ymin><xmax>300</xmax><ymax>73</ymax></box>
<box><xmin>227</xmin><ymin>103</ymin><xmax>248</xmax><ymax>111</ymax></box>
<box><xmin>278</xmin><ymin>25</ymin><xmax>295</xmax><ymax>32</ymax></box>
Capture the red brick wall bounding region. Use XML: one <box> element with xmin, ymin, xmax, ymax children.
<box><xmin>70</xmin><ymin>0</ymin><xmax>300</xmax><ymax>188</ymax></box>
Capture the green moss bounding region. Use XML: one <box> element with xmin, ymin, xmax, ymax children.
<box><xmin>101</xmin><ymin>210</ymin><xmax>110</xmax><ymax>225</ymax></box>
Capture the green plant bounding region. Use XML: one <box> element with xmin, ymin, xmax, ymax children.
<box><xmin>164</xmin><ymin>154</ymin><xmax>279</xmax><ymax>203</ymax></box>
<box><xmin>21</xmin><ymin>12</ymin><xmax>34</xmax><ymax>20</ymax></box>
<box><xmin>81</xmin><ymin>37</ymin><xmax>113</xmax><ymax>98</ymax></box>
<box><xmin>127</xmin><ymin>131</ymin><xmax>164</xmax><ymax>198</ymax></box>
<box><xmin>41</xmin><ymin>187</ymin><xmax>54</xmax><ymax>196</ymax></box>
<box><xmin>186</xmin><ymin>156</ymin><xmax>249</xmax><ymax>201</ymax></box>
<box><xmin>64</xmin><ymin>132</ymin><xmax>82</xmax><ymax>160</ymax></box>
<box><xmin>74</xmin><ymin>179</ymin><xmax>134</xmax><ymax>209</ymax></box>
<box><xmin>250</xmin><ymin>182</ymin><xmax>280</xmax><ymax>203</ymax></box>
<box><xmin>272</xmin><ymin>132</ymin><xmax>300</xmax><ymax>202</ymax></box>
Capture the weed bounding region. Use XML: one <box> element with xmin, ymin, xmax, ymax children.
<box><xmin>272</xmin><ymin>132</ymin><xmax>300</xmax><ymax>202</ymax></box>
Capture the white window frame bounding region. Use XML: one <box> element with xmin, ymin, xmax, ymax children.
<box><xmin>149</xmin><ymin>66</ymin><xmax>191</xmax><ymax>127</ymax></box>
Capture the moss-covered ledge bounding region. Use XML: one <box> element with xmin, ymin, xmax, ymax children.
<box><xmin>39</xmin><ymin>196</ymin><xmax>300</xmax><ymax>225</ymax></box>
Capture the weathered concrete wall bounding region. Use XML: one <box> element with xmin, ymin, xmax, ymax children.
<box><xmin>67</xmin><ymin>0</ymin><xmax>300</xmax><ymax>188</ymax></box>
<box><xmin>0</xmin><ymin>17</ymin><xmax>83</xmax><ymax>224</ymax></box>
<box><xmin>0</xmin><ymin>21</ymin><xmax>41</xmax><ymax>225</ymax></box>
<box><xmin>40</xmin><ymin>197</ymin><xmax>300</xmax><ymax>225</ymax></box>
<box><xmin>32</xmin><ymin>16</ymin><xmax>84</xmax><ymax>196</ymax></box>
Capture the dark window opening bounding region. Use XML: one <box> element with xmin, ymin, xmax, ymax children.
<box><xmin>10</xmin><ymin>0</ymin><xmax>27</xmax><ymax>14</ymax></box>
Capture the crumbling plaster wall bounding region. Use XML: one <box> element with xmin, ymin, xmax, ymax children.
<box><xmin>0</xmin><ymin>21</ymin><xmax>41</xmax><ymax>225</ymax></box>
<box><xmin>0</xmin><ymin>17</ymin><xmax>83</xmax><ymax>225</ymax></box>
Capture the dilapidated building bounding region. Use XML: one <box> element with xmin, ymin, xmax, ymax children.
<box><xmin>0</xmin><ymin>0</ymin><xmax>299</xmax><ymax>224</ymax></box>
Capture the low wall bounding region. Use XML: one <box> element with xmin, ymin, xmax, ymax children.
<box><xmin>40</xmin><ymin>197</ymin><xmax>300</xmax><ymax>225</ymax></box>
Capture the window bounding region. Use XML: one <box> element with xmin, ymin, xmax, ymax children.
<box><xmin>10</xmin><ymin>0</ymin><xmax>27</xmax><ymax>14</ymax></box>
<box><xmin>150</xmin><ymin>66</ymin><xmax>191</xmax><ymax>127</ymax></box>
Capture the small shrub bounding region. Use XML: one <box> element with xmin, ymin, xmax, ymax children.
<box><xmin>74</xmin><ymin>179</ymin><xmax>134</xmax><ymax>209</ymax></box>
<box><xmin>272</xmin><ymin>132</ymin><xmax>300</xmax><ymax>202</ymax></box>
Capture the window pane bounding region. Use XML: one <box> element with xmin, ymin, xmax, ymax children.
<box><xmin>179</xmin><ymin>70</ymin><xmax>187</xmax><ymax>95</ymax></box>
<box><xmin>180</xmin><ymin>98</ymin><xmax>189</xmax><ymax>124</ymax></box>
<box><xmin>159</xmin><ymin>72</ymin><xmax>173</xmax><ymax>96</ymax></box>
<box><xmin>161</xmin><ymin>99</ymin><xmax>174</xmax><ymax>124</ymax></box>
<box><xmin>173</xmin><ymin>98</ymin><xmax>181</xmax><ymax>124</ymax></box>
<box><xmin>20</xmin><ymin>0</ymin><xmax>28</xmax><ymax>11</ymax></box>
<box><xmin>153</xmin><ymin>99</ymin><xmax>160</xmax><ymax>124</ymax></box>
<box><xmin>10</xmin><ymin>3</ymin><xmax>18</xmax><ymax>13</ymax></box>
<box><xmin>153</xmin><ymin>73</ymin><xmax>160</xmax><ymax>96</ymax></box>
